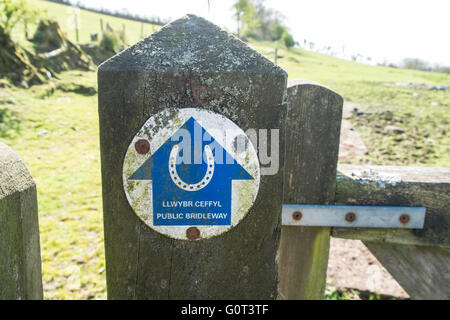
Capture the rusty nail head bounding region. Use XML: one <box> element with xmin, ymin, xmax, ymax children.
<box><xmin>399</xmin><ymin>214</ymin><xmax>410</xmax><ymax>225</ymax></box>
<box><xmin>135</xmin><ymin>139</ymin><xmax>150</xmax><ymax>154</ymax></box>
<box><xmin>345</xmin><ymin>212</ymin><xmax>356</xmax><ymax>223</ymax></box>
<box><xmin>292</xmin><ymin>211</ymin><xmax>302</xmax><ymax>221</ymax></box>
<box><xmin>186</xmin><ymin>227</ymin><xmax>200</xmax><ymax>240</ymax></box>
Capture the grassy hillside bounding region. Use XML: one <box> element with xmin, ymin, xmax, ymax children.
<box><xmin>1</xmin><ymin>0</ymin><xmax>449</xmax><ymax>300</ymax></box>
<box><xmin>11</xmin><ymin>0</ymin><xmax>161</xmax><ymax>46</ymax></box>
<box><xmin>251</xmin><ymin>40</ymin><xmax>450</xmax><ymax>166</ymax></box>
<box><xmin>1</xmin><ymin>72</ymin><xmax>104</xmax><ymax>299</ymax></box>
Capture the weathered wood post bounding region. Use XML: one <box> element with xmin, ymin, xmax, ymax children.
<box><xmin>277</xmin><ymin>80</ymin><xmax>343</xmax><ymax>299</ymax></box>
<box><xmin>98</xmin><ymin>14</ymin><xmax>287</xmax><ymax>299</ymax></box>
<box><xmin>0</xmin><ymin>143</ymin><xmax>43</xmax><ymax>300</ymax></box>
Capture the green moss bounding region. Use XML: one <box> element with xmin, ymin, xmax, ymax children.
<box><xmin>302</xmin><ymin>229</ymin><xmax>330</xmax><ymax>299</ymax></box>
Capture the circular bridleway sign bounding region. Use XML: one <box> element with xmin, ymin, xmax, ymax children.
<box><xmin>123</xmin><ymin>108</ymin><xmax>260</xmax><ymax>240</ymax></box>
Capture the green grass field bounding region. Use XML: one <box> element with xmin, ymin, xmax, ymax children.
<box><xmin>251</xmin><ymin>40</ymin><xmax>450</xmax><ymax>166</ymax></box>
<box><xmin>1</xmin><ymin>0</ymin><xmax>449</xmax><ymax>299</ymax></box>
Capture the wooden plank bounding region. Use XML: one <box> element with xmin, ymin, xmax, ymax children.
<box><xmin>0</xmin><ymin>143</ymin><xmax>43</xmax><ymax>300</ymax></box>
<box><xmin>277</xmin><ymin>79</ymin><xmax>343</xmax><ymax>300</ymax></box>
<box><xmin>98</xmin><ymin>15</ymin><xmax>287</xmax><ymax>299</ymax></box>
<box><xmin>333</xmin><ymin>165</ymin><xmax>450</xmax><ymax>247</ymax></box>
<box><xmin>364</xmin><ymin>242</ymin><xmax>450</xmax><ymax>299</ymax></box>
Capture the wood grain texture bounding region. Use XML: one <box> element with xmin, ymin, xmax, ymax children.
<box><xmin>277</xmin><ymin>79</ymin><xmax>343</xmax><ymax>300</ymax></box>
<box><xmin>364</xmin><ymin>242</ymin><xmax>450</xmax><ymax>299</ymax></box>
<box><xmin>333</xmin><ymin>165</ymin><xmax>450</xmax><ymax>247</ymax></box>
<box><xmin>0</xmin><ymin>143</ymin><xmax>43</xmax><ymax>300</ymax></box>
<box><xmin>98</xmin><ymin>15</ymin><xmax>287</xmax><ymax>299</ymax></box>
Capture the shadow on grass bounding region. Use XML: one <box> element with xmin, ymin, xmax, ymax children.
<box><xmin>326</xmin><ymin>287</ymin><xmax>409</xmax><ymax>300</ymax></box>
<box><xmin>56</xmin><ymin>83</ymin><xmax>97</xmax><ymax>96</ymax></box>
<box><xmin>0</xmin><ymin>108</ymin><xmax>21</xmax><ymax>137</ymax></box>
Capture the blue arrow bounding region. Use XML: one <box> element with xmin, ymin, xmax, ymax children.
<box><xmin>129</xmin><ymin>117</ymin><xmax>253</xmax><ymax>226</ymax></box>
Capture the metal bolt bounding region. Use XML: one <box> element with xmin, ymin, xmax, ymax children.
<box><xmin>399</xmin><ymin>214</ymin><xmax>410</xmax><ymax>225</ymax></box>
<box><xmin>345</xmin><ymin>212</ymin><xmax>356</xmax><ymax>223</ymax></box>
<box><xmin>186</xmin><ymin>227</ymin><xmax>200</xmax><ymax>240</ymax></box>
<box><xmin>135</xmin><ymin>139</ymin><xmax>150</xmax><ymax>154</ymax></box>
<box><xmin>292</xmin><ymin>211</ymin><xmax>302</xmax><ymax>221</ymax></box>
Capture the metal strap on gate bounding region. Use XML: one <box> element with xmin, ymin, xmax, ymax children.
<box><xmin>282</xmin><ymin>204</ymin><xmax>426</xmax><ymax>229</ymax></box>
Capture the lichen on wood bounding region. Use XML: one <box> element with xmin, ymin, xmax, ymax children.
<box><xmin>333</xmin><ymin>165</ymin><xmax>450</xmax><ymax>247</ymax></box>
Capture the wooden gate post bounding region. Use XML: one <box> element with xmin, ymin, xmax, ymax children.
<box><xmin>0</xmin><ymin>143</ymin><xmax>43</xmax><ymax>300</ymax></box>
<box><xmin>98</xmin><ymin>15</ymin><xmax>287</xmax><ymax>299</ymax></box>
<box><xmin>277</xmin><ymin>80</ymin><xmax>343</xmax><ymax>300</ymax></box>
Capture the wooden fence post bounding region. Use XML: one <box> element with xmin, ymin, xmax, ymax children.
<box><xmin>277</xmin><ymin>80</ymin><xmax>343</xmax><ymax>300</ymax></box>
<box><xmin>0</xmin><ymin>143</ymin><xmax>43</xmax><ymax>300</ymax></box>
<box><xmin>98</xmin><ymin>14</ymin><xmax>287</xmax><ymax>299</ymax></box>
<box><xmin>75</xmin><ymin>12</ymin><xmax>80</xmax><ymax>43</ymax></box>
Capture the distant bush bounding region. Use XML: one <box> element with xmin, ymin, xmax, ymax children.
<box><xmin>272</xmin><ymin>24</ymin><xmax>286</xmax><ymax>41</ymax></box>
<box><xmin>399</xmin><ymin>58</ymin><xmax>450</xmax><ymax>74</ymax></box>
<box><xmin>232</xmin><ymin>0</ymin><xmax>296</xmax><ymax>47</ymax></box>
<box><xmin>401</xmin><ymin>58</ymin><xmax>430</xmax><ymax>71</ymax></box>
<box><xmin>0</xmin><ymin>0</ymin><xmax>40</xmax><ymax>35</ymax></box>
<box><xmin>432</xmin><ymin>65</ymin><xmax>450</xmax><ymax>74</ymax></box>
<box><xmin>283</xmin><ymin>32</ymin><xmax>295</xmax><ymax>48</ymax></box>
<box><xmin>100</xmin><ymin>31</ymin><xmax>119</xmax><ymax>52</ymax></box>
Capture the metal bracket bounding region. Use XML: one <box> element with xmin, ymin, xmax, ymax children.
<box><xmin>282</xmin><ymin>204</ymin><xmax>426</xmax><ymax>229</ymax></box>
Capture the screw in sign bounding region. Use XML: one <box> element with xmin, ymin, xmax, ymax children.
<box><xmin>123</xmin><ymin>108</ymin><xmax>260</xmax><ymax>240</ymax></box>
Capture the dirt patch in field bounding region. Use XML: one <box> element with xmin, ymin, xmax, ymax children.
<box><xmin>338</xmin><ymin>102</ymin><xmax>369</xmax><ymax>162</ymax></box>
<box><xmin>330</xmin><ymin>102</ymin><xmax>409</xmax><ymax>299</ymax></box>
<box><xmin>327</xmin><ymin>238</ymin><xmax>409</xmax><ymax>299</ymax></box>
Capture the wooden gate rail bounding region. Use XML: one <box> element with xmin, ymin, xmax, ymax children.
<box><xmin>332</xmin><ymin>164</ymin><xmax>450</xmax><ymax>300</ymax></box>
<box><xmin>333</xmin><ymin>165</ymin><xmax>450</xmax><ymax>247</ymax></box>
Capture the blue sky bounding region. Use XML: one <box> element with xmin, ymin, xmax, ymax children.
<box><xmin>77</xmin><ymin>0</ymin><xmax>450</xmax><ymax>66</ymax></box>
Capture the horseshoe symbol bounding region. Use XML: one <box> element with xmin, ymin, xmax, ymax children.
<box><xmin>169</xmin><ymin>144</ymin><xmax>215</xmax><ymax>192</ymax></box>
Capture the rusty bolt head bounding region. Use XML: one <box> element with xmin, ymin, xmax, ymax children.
<box><xmin>292</xmin><ymin>211</ymin><xmax>303</xmax><ymax>221</ymax></box>
<box><xmin>186</xmin><ymin>227</ymin><xmax>200</xmax><ymax>241</ymax></box>
<box><xmin>399</xmin><ymin>214</ymin><xmax>410</xmax><ymax>225</ymax></box>
<box><xmin>135</xmin><ymin>139</ymin><xmax>150</xmax><ymax>154</ymax></box>
<box><xmin>345</xmin><ymin>212</ymin><xmax>356</xmax><ymax>223</ymax></box>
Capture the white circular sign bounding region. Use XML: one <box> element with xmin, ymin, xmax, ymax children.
<box><xmin>123</xmin><ymin>108</ymin><xmax>260</xmax><ymax>240</ymax></box>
